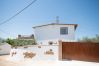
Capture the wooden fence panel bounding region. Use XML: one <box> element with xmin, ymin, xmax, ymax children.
<box><xmin>61</xmin><ymin>42</ymin><xmax>99</xmax><ymax>62</ymax></box>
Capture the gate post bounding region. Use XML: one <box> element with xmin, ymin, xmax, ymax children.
<box><xmin>58</xmin><ymin>40</ymin><xmax>62</xmax><ymax>60</ymax></box>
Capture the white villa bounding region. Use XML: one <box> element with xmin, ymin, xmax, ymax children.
<box><xmin>33</xmin><ymin>23</ymin><xmax>77</xmax><ymax>45</ymax></box>
<box><xmin>9</xmin><ymin>23</ymin><xmax>78</xmax><ymax>61</ymax></box>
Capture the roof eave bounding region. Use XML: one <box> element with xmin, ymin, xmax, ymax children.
<box><xmin>33</xmin><ymin>24</ymin><xmax>78</xmax><ymax>30</ymax></box>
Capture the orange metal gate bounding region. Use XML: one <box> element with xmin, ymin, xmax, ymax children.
<box><xmin>59</xmin><ymin>41</ymin><xmax>99</xmax><ymax>62</ymax></box>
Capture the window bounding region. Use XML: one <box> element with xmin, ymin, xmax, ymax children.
<box><xmin>60</xmin><ymin>27</ymin><xmax>68</xmax><ymax>35</ymax></box>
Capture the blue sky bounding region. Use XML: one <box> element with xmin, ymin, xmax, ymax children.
<box><xmin>0</xmin><ymin>0</ymin><xmax>99</xmax><ymax>40</ymax></box>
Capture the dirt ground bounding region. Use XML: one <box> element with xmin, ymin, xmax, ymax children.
<box><xmin>0</xmin><ymin>55</ymin><xmax>19</xmax><ymax>66</ymax></box>
<box><xmin>0</xmin><ymin>55</ymin><xmax>59</xmax><ymax>66</ymax></box>
<box><xmin>0</xmin><ymin>55</ymin><xmax>99</xmax><ymax>66</ymax></box>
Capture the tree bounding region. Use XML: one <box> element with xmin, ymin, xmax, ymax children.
<box><xmin>6</xmin><ymin>38</ymin><xmax>15</xmax><ymax>47</ymax></box>
<box><xmin>13</xmin><ymin>39</ymin><xmax>36</xmax><ymax>46</ymax></box>
<box><xmin>78</xmin><ymin>34</ymin><xmax>99</xmax><ymax>43</ymax></box>
<box><xmin>0</xmin><ymin>38</ymin><xmax>5</xmax><ymax>44</ymax></box>
<box><xmin>0</xmin><ymin>38</ymin><xmax>3</xmax><ymax>43</ymax></box>
<box><xmin>5</xmin><ymin>38</ymin><xmax>36</xmax><ymax>47</ymax></box>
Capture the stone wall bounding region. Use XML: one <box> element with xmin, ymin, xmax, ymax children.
<box><xmin>9</xmin><ymin>45</ymin><xmax>58</xmax><ymax>61</ymax></box>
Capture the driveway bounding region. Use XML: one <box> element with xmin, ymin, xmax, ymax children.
<box><xmin>0</xmin><ymin>55</ymin><xmax>99</xmax><ymax>66</ymax></box>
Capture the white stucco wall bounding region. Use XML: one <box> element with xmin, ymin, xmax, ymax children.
<box><xmin>0</xmin><ymin>43</ymin><xmax>11</xmax><ymax>55</ymax></box>
<box><xmin>33</xmin><ymin>24</ymin><xmax>75</xmax><ymax>45</ymax></box>
<box><xmin>9</xmin><ymin>45</ymin><xmax>58</xmax><ymax>61</ymax></box>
